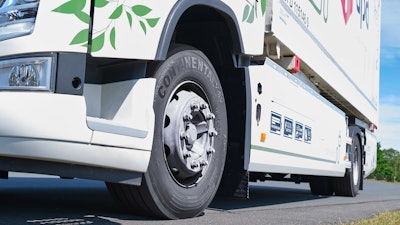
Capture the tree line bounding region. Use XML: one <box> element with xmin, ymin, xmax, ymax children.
<box><xmin>368</xmin><ymin>143</ymin><xmax>400</xmax><ymax>182</ymax></box>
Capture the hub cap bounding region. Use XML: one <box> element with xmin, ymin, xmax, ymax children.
<box><xmin>163</xmin><ymin>83</ymin><xmax>216</xmax><ymax>187</ymax></box>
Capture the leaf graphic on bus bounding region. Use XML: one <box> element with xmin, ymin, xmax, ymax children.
<box><xmin>146</xmin><ymin>18</ymin><xmax>160</xmax><ymax>28</ymax></box>
<box><xmin>110</xmin><ymin>27</ymin><xmax>116</xmax><ymax>49</ymax></box>
<box><xmin>242</xmin><ymin>0</ymin><xmax>267</xmax><ymax>24</ymax></box>
<box><xmin>53</xmin><ymin>1</ymin><xmax>161</xmax><ymax>52</ymax></box>
<box><xmin>109</xmin><ymin>5</ymin><xmax>123</xmax><ymax>19</ymax></box>
<box><xmin>52</xmin><ymin>0</ymin><xmax>86</xmax><ymax>14</ymax></box>
<box><xmin>132</xmin><ymin>5</ymin><xmax>152</xmax><ymax>17</ymax></box>
<box><xmin>91</xmin><ymin>32</ymin><xmax>105</xmax><ymax>53</ymax></box>
<box><xmin>70</xmin><ymin>29</ymin><xmax>89</xmax><ymax>45</ymax></box>
<box><xmin>95</xmin><ymin>0</ymin><xmax>109</xmax><ymax>8</ymax></box>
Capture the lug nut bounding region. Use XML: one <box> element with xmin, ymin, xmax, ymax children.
<box><xmin>207</xmin><ymin>147</ymin><xmax>215</xmax><ymax>154</ymax></box>
<box><xmin>191</xmin><ymin>161</ymin><xmax>200</xmax><ymax>169</ymax></box>
<box><xmin>200</xmin><ymin>160</ymin><xmax>208</xmax><ymax>167</ymax></box>
<box><xmin>206</xmin><ymin>113</ymin><xmax>215</xmax><ymax>120</ymax></box>
<box><xmin>209</xmin><ymin>130</ymin><xmax>218</xmax><ymax>137</ymax></box>
<box><xmin>191</xmin><ymin>103</ymin><xmax>200</xmax><ymax>110</ymax></box>
<box><xmin>183</xmin><ymin>152</ymin><xmax>192</xmax><ymax>158</ymax></box>
<box><xmin>183</xmin><ymin>114</ymin><xmax>193</xmax><ymax>121</ymax></box>
<box><xmin>180</xmin><ymin>132</ymin><xmax>190</xmax><ymax>140</ymax></box>
<box><xmin>200</xmin><ymin>103</ymin><xmax>208</xmax><ymax>110</ymax></box>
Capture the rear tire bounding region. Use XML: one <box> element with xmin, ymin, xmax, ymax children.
<box><xmin>332</xmin><ymin>128</ymin><xmax>362</xmax><ymax>197</ymax></box>
<box><xmin>107</xmin><ymin>45</ymin><xmax>228</xmax><ymax>219</ymax></box>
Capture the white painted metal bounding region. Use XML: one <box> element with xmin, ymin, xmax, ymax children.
<box><xmin>270</xmin><ymin>0</ymin><xmax>380</xmax><ymax>126</ymax></box>
<box><xmin>248</xmin><ymin>60</ymin><xmax>348</xmax><ymax>177</ymax></box>
<box><xmin>364</xmin><ymin>129</ymin><xmax>378</xmax><ymax>177</ymax></box>
<box><xmin>84</xmin><ymin>79</ymin><xmax>155</xmax><ymax>150</ymax></box>
<box><xmin>0</xmin><ymin>137</ymin><xmax>150</xmax><ymax>172</ymax></box>
<box><xmin>0</xmin><ymin>92</ymin><xmax>92</xmax><ymax>143</ymax></box>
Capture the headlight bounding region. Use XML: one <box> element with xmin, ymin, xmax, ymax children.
<box><xmin>0</xmin><ymin>0</ymin><xmax>39</xmax><ymax>41</ymax></box>
<box><xmin>0</xmin><ymin>56</ymin><xmax>54</xmax><ymax>91</ymax></box>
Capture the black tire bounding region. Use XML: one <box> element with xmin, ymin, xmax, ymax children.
<box><xmin>309</xmin><ymin>177</ymin><xmax>333</xmax><ymax>196</ymax></box>
<box><xmin>332</xmin><ymin>128</ymin><xmax>362</xmax><ymax>197</ymax></box>
<box><xmin>107</xmin><ymin>45</ymin><xmax>228</xmax><ymax>219</ymax></box>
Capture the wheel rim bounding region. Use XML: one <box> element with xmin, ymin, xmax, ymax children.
<box><xmin>162</xmin><ymin>81</ymin><xmax>217</xmax><ymax>187</ymax></box>
<box><xmin>352</xmin><ymin>144</ymin><xmax>360</xmax><ymax>186</ymax></box>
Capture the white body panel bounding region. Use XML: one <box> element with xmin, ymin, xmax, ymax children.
<box><xmin>91</xmin><ymin>0</ymin><xmax>265</xmax><ymax>59</ymax></box>
<box><xmin>248</xmin><ymin>60</ymin><xmax>348</xmax><ymax>177</ymax></box>
<box><xmin>0</xmin><ymin>138</ymin><xmax>150</xmax><ymax>172</ymax></box>
<box><xmin>0</xmin><ymin>82</ymin><xmax>155</xmax><ymax>172</ymax></box>
<box><xmin>364</xmin><ymin>130</ymin><xmax>378</xmax><ymax>177</ymax></box>
<box><xmin>270</xmin><ymin>0</ymin><xmax>380</xmax><ymax>125</ymax></box>
<box><xmin>84</xmin><ymin>79</ymin><xmax>155</xmax><ymax>149</ymax></box>
<box><xmin>91</xmin><ymin>0</ymin><xmax>177</xmax><ymax>59</ymax></box>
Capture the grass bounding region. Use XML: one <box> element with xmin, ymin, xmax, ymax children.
<box><xmin>346</xmin><ymin>210</ymin><xmax>400</xmax><ymax>225</ymax></box>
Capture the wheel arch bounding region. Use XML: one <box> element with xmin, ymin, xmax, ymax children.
<box><xmin>155</xmin><ymin>0</ymin><xmax>244</xmax><ymax>60</ymax></box>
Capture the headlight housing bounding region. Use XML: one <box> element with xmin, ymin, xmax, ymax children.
<box><xmin>0</xmin><ymin>0</ymin><xmax>39</xmax><ymax>41</ymax></box>
<box><xmin>0</xmin><ymin>56</ymin><xmax>55</xmax><ymax>91</ymax></box>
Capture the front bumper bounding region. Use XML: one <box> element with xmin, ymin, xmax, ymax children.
<box><xmin>0</xmin><ymin>92</ymin><xmax>151</xmax><ymax>173</ymax></box>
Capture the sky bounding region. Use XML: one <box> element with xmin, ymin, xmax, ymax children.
<box><xmin>378</xmin><ymin>0</ymin><xmax>400</xmax><ymax>150</ymax></box>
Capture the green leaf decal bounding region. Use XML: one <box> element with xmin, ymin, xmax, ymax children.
<box><xmin>242</xmin><ymin>5</ymin><xmax>250</xmax><ymax>22</ymax></box>
<box><xmin>126</xmin><ymin>12</ymin><xmax>133</xmax><ymax>28</ymax></box>
<box><xmin>110</xmin><ymin>27</ymin><xmax>116</xmax><ymax>49</ymax></box>
<box><xmin>139</xmin><ymin>21</ymin><xmax>147</xmax><ymax>34</ymax></box>
<box><xmin>109</xmin><ymin>5</ymin><xmax>123</xmax><ymax>19</ymax></box>
<box><xmin>95</xmin><ymin>0</ymin><xmax>109</xmax><ymax>8</ymax></box>
<box><xmin>247</xmin><ymin>6</ymin><xmax>255</xmax><ymax>23</ymax></box>
<box><xmin>261</xmin><ymin>0</ymin><xmax>267</xmax><ymax>16</ymax></box>
<box><xmin>53</xmin><ymin>0</ymin><xmax>86</xmax><ymax>14</ymax></box>
<box><xmin>70</xmin><ymin>29</ymin><xmax>89</xmax><ymax>45</ymax></box>
<box><xmin>54</xmin><ymin>1</ymin><xmax>161</xmax><ymax>51</ymax></box>
<box><xmin>91</xmin><ymin>32</ymin><xmax>105</xmax><ymax>52</ymax></box>
<box><xmin>132</xmin><ymin>5</ymin><xmax>152</xmax><ymax>17</ymax></box>
<box><xmin>146</xmin><ymin>18</ymin><xmax>160</xmax><ymax>28</ymax></box>
<box><xmin>75</xmin><ymin>11</ymin><xmax>90</xmax><ymax>24</ymax></box>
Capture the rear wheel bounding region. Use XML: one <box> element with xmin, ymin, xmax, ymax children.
<box><xmin>332</xmin><ymin>129</ymin><xmax>362</xmax><ymax>197</ymax></box>
<box><xmin>107</xmin><ymin>45</ymin><xmax>228</xmax><ymax>219</ymax></box>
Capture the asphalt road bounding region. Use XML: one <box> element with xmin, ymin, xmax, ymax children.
<box><xmin>0</xmin><ymin>173</ymin><xmax>399</xmax><ymax>225</ymax></box>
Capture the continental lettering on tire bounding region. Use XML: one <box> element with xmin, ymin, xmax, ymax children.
<box><xmin>53</xmin><ymin>0</ymin><xmax>161</xmax><ymax>52</ymax></box>
<box><xmin>157</xmin><ymin>66</ymin><xmax>179</xmax><ymax>98</ymax></box>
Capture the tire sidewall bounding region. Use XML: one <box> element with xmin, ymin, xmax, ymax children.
<box><xmin>350</xmin><ymin>136</ymin><xmax>362</xmax><ymax>194</ymax></box>
<box><xmin>145</xmin><ymin>48</ymin><xmax>227</xmax><ymax>218</ymax></box>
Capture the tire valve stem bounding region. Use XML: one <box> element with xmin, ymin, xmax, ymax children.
<box><xmin>171</xmin><ymin>167</ymin><xmax>179</xmax><ymax>174</ymax></box>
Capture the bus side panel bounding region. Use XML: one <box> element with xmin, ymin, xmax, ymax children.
<box><xmin>270</xmin><ymin>0</ymin><xmax>380</xmax><ymax>125</ymax></box>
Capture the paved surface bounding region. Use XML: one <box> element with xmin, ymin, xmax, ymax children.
<box><xmin>0</xmin><ymin>173</ymin><xmax>399</xmax><ymax>225</ymax></box>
